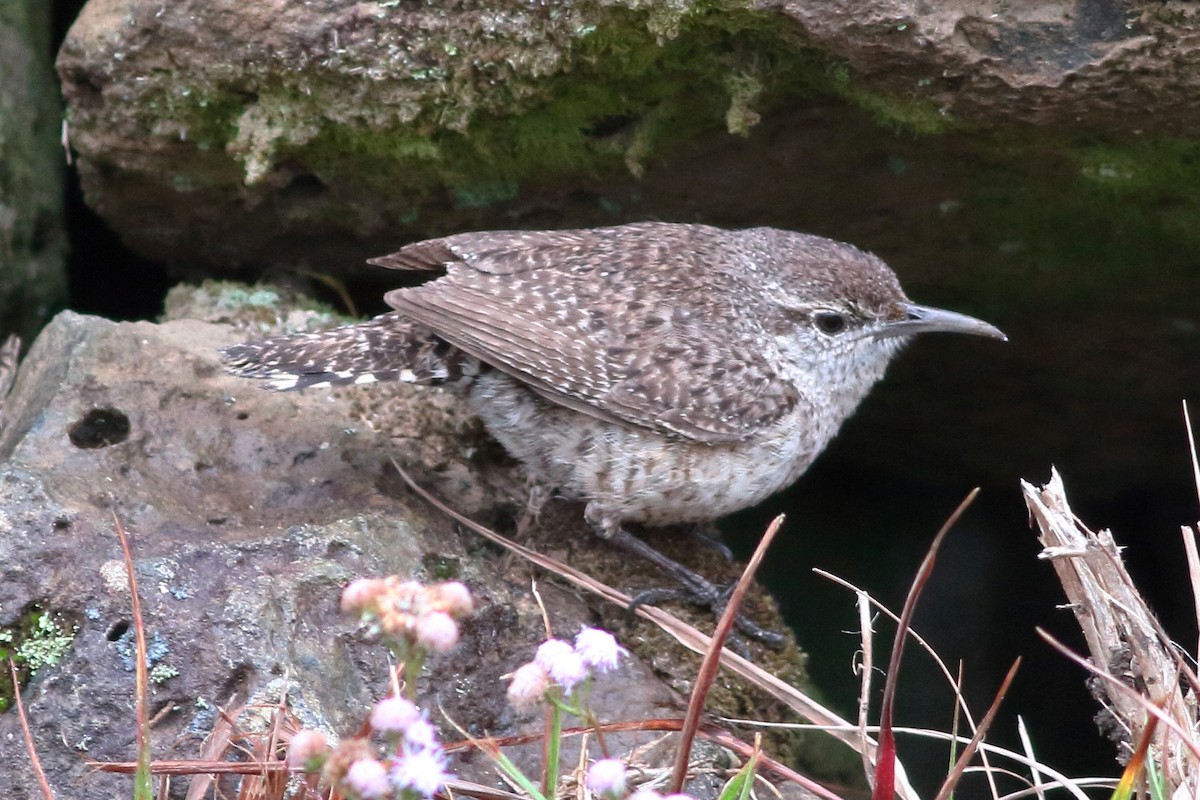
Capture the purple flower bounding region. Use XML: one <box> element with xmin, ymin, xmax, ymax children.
<box><xmin>403</xmin><ymin>718</ymin><xmax>440</xmax><ymax>752</ymax></box>
<box><xmin>370</xmin><ymin>696</ymin><xmax>422</xmax><ymax>735</ymax></box>
<box><xmin>391</xmin><ymin>744</ymin><xmax>451</xmax><ymax>797</ymax></box>
<box><xmin>535</xmin><ymin>638</ymin><xmax>588</xmax><ymax>691</ymax></box>
<box><xmin>507</xmin><ymin>661</ymin><xmax>551</xmax><ymax>709</ymax></box>
<box><xmin>415</xmin><ymin>610</ymin><xmax>460</xmax><ymax>652</ymax></box>
<box><xmin>586</xmin><ymin>758</ymin><xmax>627</xmax><ymax>797</ymax></box>
<box><xmin>344</xmin><ymin>757</ymin><xmax>390</xmax><ymax>798</ymax></box>
<box><xmin>433</xmin><ymin>581</ymin><xmax>474</xmax><ymax>617</ymax></box>
<box><xmin>574</xmin><ymin>627</ymin><xmax>627</xmax><ymax>673</ymax></box>
<box><xmin>534</xmin><ymin>638</ymin><xmax>574</xmax><ymax>668</ymax></box>
<box><xmin>286</xmin><ymin>729</ymin><xmax>328</xmax><ymax>770</ymax></box>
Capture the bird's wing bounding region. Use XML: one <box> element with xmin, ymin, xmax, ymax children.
<box><xmin>376</xmin><ymin>224</ymin><xmax>799</xmax><ymax>443</ymax></box>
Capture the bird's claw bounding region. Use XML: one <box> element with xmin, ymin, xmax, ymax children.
<box><xmin>627</xmin><ymin>581</ymin><xmax>785</xmax><ymax>648</ymax></box>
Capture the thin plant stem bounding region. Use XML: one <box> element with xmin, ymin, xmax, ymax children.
<box><xmin>544</xmin><ymin>692</ymin><xmax>564</xmax><ymax>797</ymax></box>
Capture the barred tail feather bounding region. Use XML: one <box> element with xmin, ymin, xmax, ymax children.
<box><xmin>221</xmin><ymin>313</ymin><xmax>465</xmax><ymax>391</ymax></box>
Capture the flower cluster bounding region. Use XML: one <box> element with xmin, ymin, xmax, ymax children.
<box><xmin>287</xmin><ymin>694</ymin><xmax>452</xmax><ymax>800</ymax></box>
<box><xmin>342</xmin><ymin>577</ymin><xmax>474</xmax><ymax>653</ymax></box>
<box><xmin>507</xmin><ymin>626</ymin><xmax>628</xmax><ymax>708</ymax></box>
<box><xmin>282</xmin><ymin>578</ymin><xmax>471</xmax><ymax>799</ymax></box>
<box><xmin>584</xmin><ymin>758</ymin><xmax>695</xmax><ymax>800</ymax></box>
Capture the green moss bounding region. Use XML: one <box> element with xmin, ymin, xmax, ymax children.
<box><xmin>841</xmin><ymin>84</ymin><xmax>955</xmax><ymax>135</ymax></box>
<box><xmin>0</xmin><ymin>608</ymin><xmax>78</xmax><ymax>713</ymax></box>
<box><xmin>141</xmin><ymin>84</ymin><xmax>243</xmax><ymax>152</ymax></box>
<box><xmin>16</xmin><ymin>612</ymin><xmax>76</xmax><ymax>670</ymax></box>
<box><xmin>286</xmin><ymin>4</ymin><xmax>875</xmax><ymax>204</ymax></box>
<box><xmin>1074</xmin><ymin>137</ymin><xmax>1200</xmax><ymax>220</ymax></box>
<box><xmin>149</xmin><ymin>663</ymin><xmax>180</xmax><ymax>684</ymax></box>
<box><xmin>909</xmin><ymin>127</ymin><xmax>1200</xmax><ymax>315</ymax></box>
<box><xmin>1034</xmin><ymin>135</ymin><xmax>1200</xmax><ymax>270</ymax></box>
<box><xmin>421</xmin><ymin>553</ymin><xmax>461</xmax><ymax>581</ymax></box>
<box><xmin>163</xmin><ymin>280</ymin><xmax>350</xmax><ymax>332</ymax></box>
<box><xmin>125</xmin><ymin>2</ymin><xmax>953</xmax><ymax>207</ymax></box>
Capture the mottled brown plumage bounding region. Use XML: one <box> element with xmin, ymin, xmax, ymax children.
<box><xmin>223</xmin><ymin>222</ymin><xmax>1004</xmax><ymax>635</ymax></box>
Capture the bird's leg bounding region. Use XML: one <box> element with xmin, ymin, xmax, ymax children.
<box><xmin>685</xmin><ymin>522</ymin><xmax>734</xmax><ymax>562</ymax></box>
<box><xmin>585</xmin><ymin>506</ymin><xmax>784</xmax><ymax>646</ymax></box>
<box><xmin>516</xmin><ymin>479</ymin><xmax>551</xmax><ymax>537</ymax></box>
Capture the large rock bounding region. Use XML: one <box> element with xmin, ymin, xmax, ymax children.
<box><xmin>0</xmin><ymin>300</ymin><xmax>813</xmax><ymax>797</ymax></box>
<box><xmin>54</xmin><ymin>0</ymin><xmax>1194</xmax><ymax>275</ymax></box>
<box><xmin>0</xmin><ymin>0</ymin><xmax>67</xmax><ymax>341</ymax></box>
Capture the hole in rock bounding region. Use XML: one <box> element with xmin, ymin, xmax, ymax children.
<box><xmin>67</xmin><ymin>408</ymin><xmax>131</xmax><ymax>448</ymax></box>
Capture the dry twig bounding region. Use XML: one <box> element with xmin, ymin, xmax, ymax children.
<box><xmin>1022</xmin><ymin>468</ymin><xmax>1199</xmax><ymax>794</ymax></box>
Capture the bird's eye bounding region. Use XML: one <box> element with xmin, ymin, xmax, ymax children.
<box><xmin>813</xmin><ymin>312</ymin><xmax>848</xmax><ymax>335</ymax></box>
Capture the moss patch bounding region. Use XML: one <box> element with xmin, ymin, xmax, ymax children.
<box><xmin>124</xmin><ymin>3</ymin><xmax>948</xmax><ymax>212</ymax></box>
<box><xmin>0</xmin><ymin>607</ymin><xmax>78</xmax><ymax>712</ymax></box>
<box><xmin>1072</xmin><ymin>136</ymin><xmax>1200</xmax><ymax>248</ymax></box>
<box><xmin>942</xmin><ymin>130</ymin><xmax>1200</xmax><ymax>310</ymax></box>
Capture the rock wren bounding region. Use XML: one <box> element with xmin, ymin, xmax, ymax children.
<box><xmin>223</xmin><ymin>222</ymin><xmax>1004</xmax><ymax>626</ymax></box>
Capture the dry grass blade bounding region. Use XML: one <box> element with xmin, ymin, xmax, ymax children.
<box><xmin>451</xmin><ymin>718</ymin><xmax>822</xmax><ymax>794</ymax></box>
<box><xmin>932</xmin><ymin>658</ymin><xmax>1020</xmax><ymax>800</ymax></box>
<box><xmin>1185</xmin><ymin>400</ymin><xmax>1199</xmax><ymax>509</ymax></box>
<box><xmin>1015</xmin><ymin>717</ymin><xmax>1046</xmax><ymax>800</ymax></box>
<box><xmin>1036</xmin><ymin>628</ymin><xmax>1200</xmax><ymax>760</ymax></box>
<box><xmin>113</xmin><ymin>511</ymin><xmax>154</xmax><ymax>800</ymax></box>
<box><xmin>873</xmin><ymin>488</ymin><xmax>979</xmax><ymax>800</ymax></box>
<box><xmin>1183</xmin><ymin>524</ymin><xmax>1200</xmax><ymax>670</ymax></box>
<box><xmin>1184</xmin><ymin>401</ymin><xmax>1200</xmax><ymax>660</ymax></box>
<box><xmin>183</xmin><ymin>701</ymin><xmax>241</xmax><ymax>800</ymax></box>
<box><xmin>818</xmin><ymin>568</ymin><xmax>1002</xmax><ymax>796</ymax></box>
<box><xmin>9</xmin><ymin>658</ymin><xmax>56</xmax><ymax>799</ymax></box>
<box><xmin>883</xmin><ymin>487</ymin><xmax>979</xmax><ymax>707</ymax></box>
<box><xmin>388</xmin><ymin>459</ymin><xmax>911</xmax><ymax>799</ymax></box>
<box><xmin>816</xmin><ymin>569</ymin><xmax>985</xmax><ymax>733</ymax></box>
<box><xmin>668</xmin><ymin>514</ymin><xmax>785</xmax><ymax>794</ymax></box>
<box><xmin>233</xmin><ymin>697</ymin><xmax>292</xmax><ymax>800</ymax></box>
<box><xmin>855</xmin><ymin>590</ymin><xmax>874</xmax><ymax>783</ymax></box>
<box><xmin>302</xmin><ymin>270</ymin><xmax>358</xmax><ymax>318</ymax></box>
<box><xmin>95</xmin><ymin>760</ymin><xmax>289</xmax><ymax>777</ymax></box>
<box><xmin>1022</xmin><ymin>469</ymin><xmax>1199</xmax><ymax>792</ymax></box>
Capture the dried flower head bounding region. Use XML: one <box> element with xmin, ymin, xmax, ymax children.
<box><xmin>535</xmin><ymin>639</ymin><xmax>588</xmax><ymax>691</ymax></box>
<box><xmin>286</xmin><ymin>729</ymin><xmax>329</xmax><ymax>771</ymax></box>
<box><xmin>370</xmin><ymin>695</ymin><xmax>421</xmax><ymax>735</ymax></box>
<box><xmin>321</xmin><ymin>738</ymin><xmax>375</xmax><ymax>788</ymax></box>
<box><xmin>403</xmin><ymin>718</ymin><xmax>440</xmax><ymax>753</ymax></box>
<box><xmin>586</xmin><ymin>758</ymin><xmax>627</xmax><ymax>797</ymax></box>
<box><xmin>431</xmin><ymin>581</ymin><xmax>474</xmax><ymax>617</ymax></box>
<box><xmin>574</xmin><ymin>627</ymin><xmax>627</xmax><ymax>673</ymax></box>
<box><xmin>343</xmin><ymin>757</ymin><xmax>390</xmax><ymax>798</ymax></box>
<box><xmin>507</xmin><ymin>661</ymin><xmax>551</xmax><ymax>709</ymax></box>
<box><xmin>415</xmin><ymin>610</ymin><xmax>460</xmax><ymax>652</ymax></box>
<box><xmin>391</xmin><ymin>744</ymin><xmax>451</xmax><ymax>798</ymax></box>
<box><xmin>344</xmin><ymin>576</ymin><xmax>474</xmax><ymax>654</ymax></box>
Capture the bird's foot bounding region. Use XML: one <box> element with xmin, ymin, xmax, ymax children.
<box><xmin>626</xmin><ymin>582</ymin><xmax>784</xmax><ymax>647</ymax></box>
<box><xmin>587</xmin><ymin>510</ymin><xmax>784</xmax><ymax>647</ymax></box>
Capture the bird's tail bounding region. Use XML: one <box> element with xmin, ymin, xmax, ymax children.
<box><xmin>221</xmin><ymin>312</ymin><xmax>474</xmax><ymax>391</ymax></box>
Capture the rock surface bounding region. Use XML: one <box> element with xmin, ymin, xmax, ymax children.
<box><xmin>55</xmin><ymin>0</ymin><xmax>1199</xmax><ymax>274</ymax></box>
<box><xmin>0</xmin><ymin>301</ymin><xmax>811</xmax><ymax>798</ymax></box>
<box><xmin>0</xmin><ymin>0</ymin><xmax>67</xmax><ymax>341</ymax></box>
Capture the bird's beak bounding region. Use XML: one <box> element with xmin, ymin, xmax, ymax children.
<box><xmin>874</xmin><ymin>302</ymin><xmax>1007</xmax><ymax>342</ymax></box>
